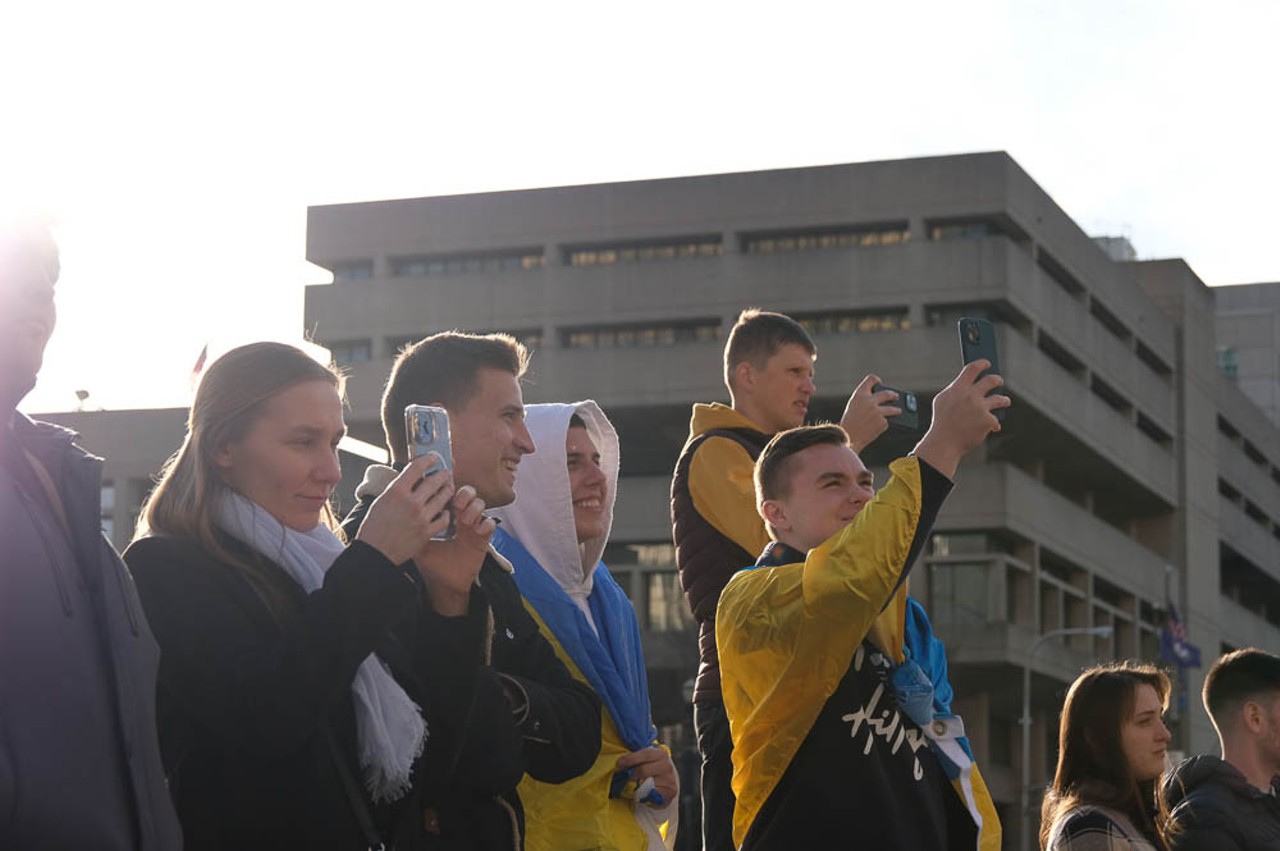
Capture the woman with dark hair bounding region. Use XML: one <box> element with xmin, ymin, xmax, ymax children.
<box><xmin>124</xmin><ymin>342</ymin><xmax>485</xmax><ymax>850</ymax></box>
<box><xmin>1041</xmin><ymin>662</ymin><xmax>1173</xmax><ymax>851</ymax></box>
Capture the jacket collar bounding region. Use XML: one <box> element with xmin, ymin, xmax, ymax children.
<box><xmin>754</xmin><ymin>540</ymin><xmax>807</xmax><ymax>569</ymax></box>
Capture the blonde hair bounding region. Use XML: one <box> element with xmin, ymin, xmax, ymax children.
<box><xmin>136</xmin><ymin>342</ymin><xmax>343</xmax><ymax>618</ymax></box>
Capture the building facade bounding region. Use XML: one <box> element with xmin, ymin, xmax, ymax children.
<box><xmin>293</xmin><ymin>152</ymin><xmax>1279</xmax><ymax>848</ymax></box>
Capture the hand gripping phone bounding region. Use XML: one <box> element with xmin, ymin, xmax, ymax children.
<box><xmin>404</xmin><ymin>404</ymin><xmax>455</xmax><ymax>540</ymax></box>
<box><xmin>872</xmin><ymin>383</ymin><xmax>920</xmax><ymax>430</ymax></box>
<box><xmin>957</xmin><ymin>317</ymin><xmax>1007</xmax><ymax>422</ymax></box>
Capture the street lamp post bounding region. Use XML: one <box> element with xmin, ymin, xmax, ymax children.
<box><xmin>1019</xmin><ymin>625</ymin><xmax>1114</xmax><ymax>851</ymax></box>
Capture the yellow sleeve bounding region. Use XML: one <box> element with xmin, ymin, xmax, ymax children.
<box><xmin>688</xmin><ymin>436</ymin><xmax>772</xmax><ymax>559</ymax></box>
<box><xmin>718</xmin><ymin>457</ymin><xmax>924</xmax><ymax>847</ymax></box>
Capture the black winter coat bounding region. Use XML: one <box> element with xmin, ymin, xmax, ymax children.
<box><xmin>124</xmin><ymin>534</ymin><xmax>425</xmax><ymax>850</ymax></box>
<box><xmin>1162</xmin><ymin>754</ymin><xmax>1280</xmax><ymax>851</ymax></box>
<box><xmin>342</xmin><ymin>493</ymin><xmax>602</xmax><ymax>851</ymax></box>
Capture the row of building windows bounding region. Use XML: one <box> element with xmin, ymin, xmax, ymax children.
<box><xmin>1219</xmin><ymin>477</ymin><xmax>1280</xmax><ymax>542</ymax></box>
<box><xmin>331</xmin><ymin>215</ymin><xmax>1028</xmax><ymax>283</ymax></box>
<box><xmin>566</xmin><ymin>238</ymin><xmax>724</xmax><ymax>267</ymax></box>
<box><xmin>327</xmin><ymin>308</ymin><xmax>920</xmax><ymax>365</ymax></box>
<box><xmin>1221</xmin><ymin>542</ymin><xmax>1280</xmax><ymax>628</ymax></box>
<box><xmin>383</xmin><ymin>329</ymin><xmax>546</xmax><ymax>358</ymax></box>
<box><xmin>742</xmin><ymin>224</ymin><xmax>909</xmax><ymax>255</ymax></box>
<box><xmin>393</xmin><ymin>251</ymin><xmax>546</xmax><ymax>277</ymax></box>
<box><xmin>795</xmin><ymin>308</ymin><xmax>910</xmax><ymax>335</ymax></box>
<box><xmin>561</xmin><ymin>321</ymin><xmax>722</xmax><ymax>350</ymax></box>
<box><xmin>922</xmin><ymin>545</ymin><xmax>1164</xmax><ymax>663</ymax></box>
<box><xmin>1034</xmin><ymin>244</ymin><xmax>1174</xmax><ymax>384</ymax></box>
<box><xmin>1218</xmin><ymin>414</ymin><xmax>1280</xmax><ymax>490</ymax></box>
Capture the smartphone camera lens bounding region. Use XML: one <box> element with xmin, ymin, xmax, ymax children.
<box><xmin>906</xmin><ymin>395</ymin><xmax>917</xmax><ymax>412</ymax></box>
<box><xmin>965</xmin><ymin>322</ymin><xmax>981</xmax><ymax>345</ymax></box>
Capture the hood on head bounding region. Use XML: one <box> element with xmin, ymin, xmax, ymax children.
<box><xmin>491</xmin><ymin>401</ymin><xmax>619</xmax><ymax>596</ymax></box>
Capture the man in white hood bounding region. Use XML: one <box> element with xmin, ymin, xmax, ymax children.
<box><xmin>493</xmin><ymin>402</ymin><xmax>679</xmax><ymax>851</ymax></box>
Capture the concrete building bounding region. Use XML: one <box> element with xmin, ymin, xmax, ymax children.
<box><xmin>297</xmin><ymin>151</ymin><xmax>1278</xmax><ymax>848</ymax></box>
<box><xmin>1216</xmin><ymin>282</ymin><xmax>1280</xmax><ymax>428</ymax></box>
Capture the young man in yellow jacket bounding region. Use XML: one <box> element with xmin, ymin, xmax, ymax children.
<box><xmin>670</xmin><ymin>308</ymin><xmax>901</xmax><ymax>851</ymax></box>
<box><xmin>717</xmin><ymin>360</ymin><xmax>1007</xmax><ymax>851</ymax></box>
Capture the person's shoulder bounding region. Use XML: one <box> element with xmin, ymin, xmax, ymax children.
<box><xmin>1052</xmin><ymin>806</ymin><xmax>1125</xmax><ymax>841</ymax></box>
<box><xmin>124</xmin><ymin>534</ymin><xmax>199</xmax><ymax>561</ymax></box>
<box><xmin>122</xmin><ymin>535</ymin><xmax>228</xmax><ymax>583</ymax></box>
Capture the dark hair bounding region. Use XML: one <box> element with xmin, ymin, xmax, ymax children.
<box><xmin>137</xmin><ymin>342</ymin><xmax>343</xmax><ymax>618</ymax></box>
<box><xmin>1202</xmin><ymin>648</ymin><xmax>1280</xmax><ymax>730</ymax></box>
<box><xmin>754</xmin><ymin>423</ymin><xmax>849</xmax><ymax>513</ymax></box>
<box><xmin>569</xmin><ymin>412</ymin><xmax>586</xmax><ymax>429</ymax></box>
<box><xmin>381</xmin><ymin>331</ymin><xmax>529</xmax><ymax>463</ymax></box>
<box><xmin>723</xmin><ymin>308</ymin><xmax>815</xmax><ymax>390</ymax></box>
<box><xmin>1040</xmin><ymin>662</ymin><xmax>1171</xmax><ymax>850</ymax></box>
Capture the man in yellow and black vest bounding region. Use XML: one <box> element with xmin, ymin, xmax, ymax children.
<box><xmin>670</xmin><ymin>308</ymin><xmax>899</xmax><ymax>851</ymax></box>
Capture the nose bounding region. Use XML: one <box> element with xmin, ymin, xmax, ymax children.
<box><xmin>801</xmin><ymin>375</ymin><xmax>816</xmax><ymax>396</ymax></box>
<box><xmin>514</xmin><ymin>420</ymin><xmax>537</xmax><ymax>456</ymax></box>
<box><xmin>584</xmin><ymin>460</ymin><xmax>607</xmax><ymax>489</ymax></box>
<box><xmin>850</xmin><ymin>483</ymin><xmax>875</xmax><ymax>511</ymax></box>
<box><xmin>318</xmin><ymin>448</ymin><xmax>343</xmax><ymax>486</ymax></box>
<box><xmin>1157</xmin><ymin>721</ymin><xmax>1172</xmax><ymax>743</ymax></box>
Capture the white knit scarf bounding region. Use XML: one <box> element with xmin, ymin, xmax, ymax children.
<box><xmin>216</xmin><ymin>490</ymin><xmax>426</xmax><ymax>802</ymax></box>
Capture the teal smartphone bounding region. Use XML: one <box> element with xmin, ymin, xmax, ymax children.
<box><xmin>957</xmin><ymin>317</ymin><xmax>1007</xmax><ymax>422</ymax></box>
<box><xmin>872</xmin><ymin>383</ymin><xmax>920</xmax><ymax>430</ymax></box>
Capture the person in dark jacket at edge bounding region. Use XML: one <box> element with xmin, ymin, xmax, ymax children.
<box><xmin>342</xmin><ymin>331</ymin><xmax>602</xmax><ymax>850</ymax></box>
<box><xmin>717</xmin><ymin>361</ymin><xmax>1008</xmax><ymax>851</ymax></box>
<box><xmin>669</xmin><ymin>308</ymin><xmax>899</xmax><ymax>851</ymax></box>
<box><xmin>0</xmin><ymin>218</ymin><xmax>183</xmax><ymax>850</ymax></box>
<box><xmin>1161</xmin><ymin>648</ymin><xmax>1280</xmax><ymax>850</ymax></box>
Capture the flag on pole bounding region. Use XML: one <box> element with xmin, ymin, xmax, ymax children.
<box><xmin>1159</xmin><ymin>602</ymin><xmax>1201</xmax><ymax>669</ymax></box>
<box><xmin>189</xmin><ymin>343</ymin><xmax>209</xmax><ymax>390</ymax></box>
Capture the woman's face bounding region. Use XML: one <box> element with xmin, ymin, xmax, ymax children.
<box><xmin>216</xmin><ymin>379</ymin><xmax>345</xmax><ymax>532</ymax></box>
<box><xmin>1120</xmin><ymin>682</ymin><xmax>1172</xmax><ymax>781</ymax></box>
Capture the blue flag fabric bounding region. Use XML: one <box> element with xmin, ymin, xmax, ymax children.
<box><xmin>903</xmin><ymin>596</ymin><xmax>976</xmax><ymax>767</ymax></box>
<box><xmin>1159</xmin><ymin>601</ymin><xmax>1202</xmax><ymax>669</ymax></box>
<box><xmin>494</xmin><ymin>527</ymin><xmax>657</xmax><ymax>753</ymax></box>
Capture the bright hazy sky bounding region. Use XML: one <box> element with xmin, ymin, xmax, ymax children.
<box><xmin>7</xmin><ymin>0</ymin><xmax>1278</xmax><ymax>413</ymax></box>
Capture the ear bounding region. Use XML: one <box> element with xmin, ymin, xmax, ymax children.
<box><xmin>761</xmin><ymin>499</ymin><xmax>790</xmax><ymax>532</ymax></box>
<box><xmin>1243</xmin><ymin>700</ymin><xmax>1266</xmax><ymax>735</ymax></box>
<box><xmin>214</xmin><ymin>443</ymin><xmax>235</xmax><ymax>472</ymax></box>
<box><xmin>733</xmin><ymin>360</ymin><xmax>756</xmax><ymax>392</ymax></box>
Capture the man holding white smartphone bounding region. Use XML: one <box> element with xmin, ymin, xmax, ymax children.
<box><xmin>343</xmin><ymin>331</ymin><xmax>601</xmax><ymax>851</ymax></box>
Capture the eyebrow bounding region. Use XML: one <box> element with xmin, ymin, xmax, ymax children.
<box><xmin>287</xmin><ymin>425</ymin><xmax>346</xmax><ymax>439</ymax></box>
<box><xmin>815</xmin><ymin>471</ymin><xmax>848</xmax><ymax>485</ymax></box>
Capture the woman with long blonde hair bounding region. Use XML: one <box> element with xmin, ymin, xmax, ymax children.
<box><xmin>125</xmin><ymin>342</ymin><xmax>475</xmax><ymax>850</ymax></box>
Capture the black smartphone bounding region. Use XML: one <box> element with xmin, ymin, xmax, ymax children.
<box><xmin>404</xmin><ymin>404</ymin><xmax>455</xmax><ymax>540</ymax></box>
<box><xmin>872</xmin><ymin>383</ymin><xmax>919</xmax><ymax>430</ymax></box>
<box><xmin>957</xmin><ymin>317</ymin><xmax>1007</xmax><ymax>422</ymax></box>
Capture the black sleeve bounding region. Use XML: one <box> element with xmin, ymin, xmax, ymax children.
<box><xmin>408</xmin><ymin>592</ymin><xmax>527</xmax><ymax>799</ymax></box>
<box><xmin>124</xmin><ymin>536</ymin><xmax>419</xmax><ymax>756</ymax></box>
<box><xmin>485</xmin><ymin>568</ymin><xmax>602</xmax><ymax>783</ymax></box>
<box><xmin>1167</xmin><ymin>799</ymin><xmax>1246</xmax><ymax>851</ymax></box>
<box><xmin>881</xmin><ymin>458</ymin><xmax>954</xmax><ymax>604</ymax></box>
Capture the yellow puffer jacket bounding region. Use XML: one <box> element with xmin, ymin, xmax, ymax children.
<box><xmin>717</xmin><ymin>457</ymin><xmax>1001</xmax><ymax>851</ymax></box>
